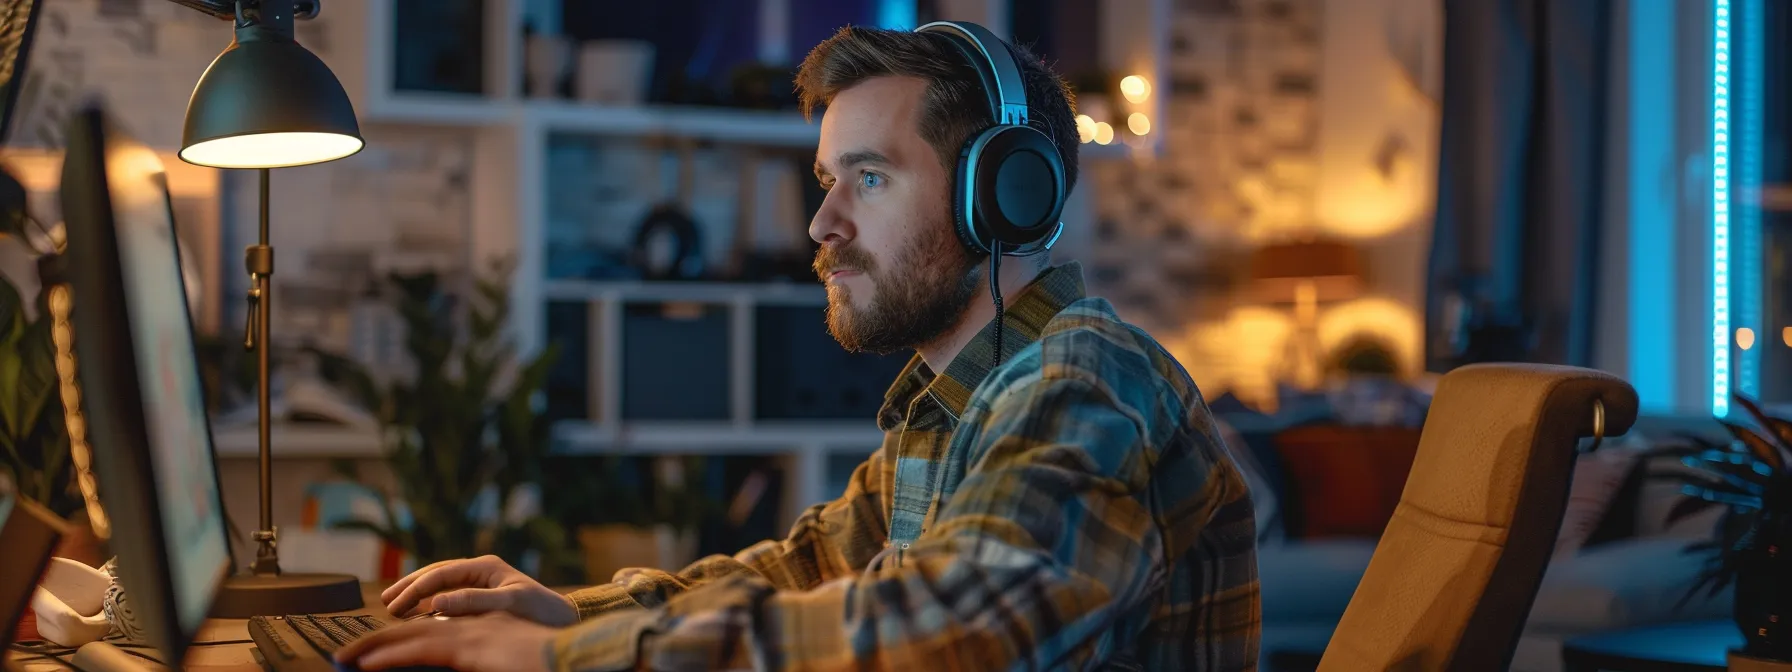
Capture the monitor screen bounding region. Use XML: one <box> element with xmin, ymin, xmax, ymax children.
<box><xmin>105</xmin><ymin>137</ymin><xmax>229</xmax><ymax>634</ymax></box>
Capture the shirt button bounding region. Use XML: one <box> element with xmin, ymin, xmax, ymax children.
<box><xmin>900</xmin><ymin>543</ymin><xmax>910</xmax><ymax>550</ymax></box>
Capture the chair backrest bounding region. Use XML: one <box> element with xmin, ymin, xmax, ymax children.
<box><xmin>1317</xmin><ymin>363</ymin><xmax>1637</xmax><ymax>671</ymax></box>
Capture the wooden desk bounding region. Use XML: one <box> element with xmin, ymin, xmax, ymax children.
<box><xmin>6</xmin><ymin>584</ymin><xmax>393</xmax><ymax>671</ymax></box>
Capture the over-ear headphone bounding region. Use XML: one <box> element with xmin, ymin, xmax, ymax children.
<box><xmin>914</xmin><ymin>21</ymin><xmax>1067</xmax><ymax>258</ymax></box>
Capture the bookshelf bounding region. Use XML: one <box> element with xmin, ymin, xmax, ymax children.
<box><xmin>273</xmin><ymin>0</ymin><xmax>1161</xmax><ymax>521</ymax></box>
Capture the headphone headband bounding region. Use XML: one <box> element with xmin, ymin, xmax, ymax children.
<box><xmin>915</xmin><ymin>21</ymin><xmax>1029</xmax><ymax>126</ymax></box>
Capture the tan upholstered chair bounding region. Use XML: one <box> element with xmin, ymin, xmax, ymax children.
<box><xmin>1317</xmin><ymin>363</ymin><xmax>1638</xmax><ymax>672</ymax></box>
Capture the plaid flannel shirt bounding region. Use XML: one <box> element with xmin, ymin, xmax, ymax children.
<box><xmin>553</xmin><ymin>262</ymin><xmax>1260</xmax><ymax>671</ymax></box>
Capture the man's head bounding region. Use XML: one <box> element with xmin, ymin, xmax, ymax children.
<box><xmin>798</xmin><ymin>25</ymin><xmax>1079</xmax><ymax>355</ymax></box>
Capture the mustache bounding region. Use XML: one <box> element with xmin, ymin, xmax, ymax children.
<box><xmin>814</xmin><ymin>244</ymin><xmax>877</xmax><ymax>279</ymax></box>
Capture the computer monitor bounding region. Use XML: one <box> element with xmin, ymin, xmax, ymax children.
<box><xmin>0</xmin><ymin>0</ymin><xmax>40</xmax><ymax>144</ymax></box>
<box><xmin>59</xmin><ymin>104</ymin><xmax>230</xmax><ymax>668</ymax></box>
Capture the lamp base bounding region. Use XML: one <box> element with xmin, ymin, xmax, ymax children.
<box><xmin>209</xmin><ymin>572</ymin><xmax>363</xmax><ymax>618</ymax></box>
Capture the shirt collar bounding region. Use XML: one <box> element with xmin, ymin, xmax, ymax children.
<box><xmin>875</xmin><ymin>262</ymin><xmax>1087</xmax><ymax>429</ymax></box>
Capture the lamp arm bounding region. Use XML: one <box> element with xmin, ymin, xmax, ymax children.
<box><xmin>162</xmin><ymin>0</ymin><xmax>324</xmax><ymax>22</ymax></box>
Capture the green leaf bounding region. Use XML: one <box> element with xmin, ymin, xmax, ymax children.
<box><xmin>308</xmin><ymin>346</ymin><xmax>384</xmax><ymax>415</ymax></box>
<box><xmin>1721</xmin><ymin>419</ymin><xmax>1784</xmax><ymax>472</ymax></box>
<box><xmin>0</xmin><ymin>275</ymin><xmax>24</xmax><ymax>344</ymax></box>
<box><xmin>1733</xmin><ymin>393</ymin><xmax>1792</xmax><ymax>455</ymax></box>
<box><xmin>15</xmin><ymin>315</ymin><xmax>58</xmax><ymax>435</ymax></box>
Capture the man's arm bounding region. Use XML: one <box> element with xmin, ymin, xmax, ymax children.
<box><xmin>565</xmin><ymin>447</ymin><xmax>890</xmax><ymax>620</ymax></box>
<box><xmin>549</xmin><ymin>375</ymin><xmax>1243</xmax><ymax>670</ymax></box>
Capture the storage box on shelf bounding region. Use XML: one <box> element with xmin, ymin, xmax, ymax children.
<box><xmin>542</xmin><ymin>278</ymin><xmax>902</xmax><ymax>525</ymax></box>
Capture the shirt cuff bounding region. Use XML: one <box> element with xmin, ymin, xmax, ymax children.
<box><xmin>568</xmin><ymin>583</ymin><xmax>641</xmax><ymax>621</ymax></box>
<box><xmin>548</xmin><ymin>606</ymin><xmax>661</xmax><ymax>672</ymax></box>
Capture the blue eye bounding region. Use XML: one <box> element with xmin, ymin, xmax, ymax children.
<box><xmin>860</xmin><ymin>172</ymin><xmax>884</xmax><ymax>189</ymax></box>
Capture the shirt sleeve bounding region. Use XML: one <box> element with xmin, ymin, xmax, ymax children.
<box><xmin>550</xmin><ymin>376</ymin><xmax>1196</xmax><ymax>670</ymax></box>
<box><xmin>566</xmin><ymin>447</ymin><xmax>890</xmax><ymax>620</ymax></box>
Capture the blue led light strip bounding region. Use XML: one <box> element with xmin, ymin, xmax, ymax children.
<box><xmin>1714</xmin><ymin>0</ymin><xmax>1731</xmax><ymax>418</ymax></box>
<box><xmin>1737</xmin><ymin>0</ymin><xmax>1763</xmax><ymax>401</ymax></box>
<box><xmin>878</xmin><ymin>0</ymin><xmax>917</xmax><ymax>29</ymax></box>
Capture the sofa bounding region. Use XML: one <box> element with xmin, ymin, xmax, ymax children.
<box><xmin>1214</xmin><ymin>381</ymin><xmax>1734</xmax><ymax>672</ymax></box>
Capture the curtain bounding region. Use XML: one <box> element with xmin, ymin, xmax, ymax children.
<box><xmin>1425</xmin><ymin>0</ymin><xmax>1612</xmax><ymax>371</ymax></box>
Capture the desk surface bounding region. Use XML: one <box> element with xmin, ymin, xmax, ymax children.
<box><xmin>1560</xmin><ymin>620</ymin><xmax>1739</xmax><ymax>672</ymax></box>
<box><xmin>7</xmin><ymin>583</ymin><xmax>393</xmax><ymax>671</ymax></box>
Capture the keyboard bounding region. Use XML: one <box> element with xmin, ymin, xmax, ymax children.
<box><xmin>248</xmin><ymin>613</ymin><xmax>452</xmax><ymax>672</ymax></box>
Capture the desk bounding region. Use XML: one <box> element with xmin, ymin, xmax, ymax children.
<box><xmin>1561</xmin><ymin>620</ymin><xmax>1738</xmax><ymax>672</ymax></box>
<box><xmin>6</xmin><ymin>584</ymin><xmax>393</xmax><ymax>671</ymax></box>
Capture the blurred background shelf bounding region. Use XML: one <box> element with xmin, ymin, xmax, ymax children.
<box><xmin>526</xmin><ymin>102</ymin><xmax>820</xmax><ymax>145</ymax></box>
<box><xmin>211</xmin><ymin>424</ymin><xmax>384</xmax><ymax>458</ymax></box>
<box><xmin>542</xmin><ymin>279</ymin><xmax>827</xmax><ymax>304</ymax></box>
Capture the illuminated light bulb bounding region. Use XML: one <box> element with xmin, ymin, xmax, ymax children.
<box><xmin>1120</xmin><ymin>75</ymin><xmax>1151</xmax><ymax>103</ymax></box>
<box><xmin>1128</xmin><ymin>113</ymin><xmax>1151</xmax><ymax>135</ymax></box>
<box><xmin>1094</xmin><ymin>122</ymin><xmax>1114</xmax><ymax>145</ymax></box>
<box><xmin>1739</xmin><ymin>327</ymin><xmax>1757</xmax><ymax>350</ymax></box>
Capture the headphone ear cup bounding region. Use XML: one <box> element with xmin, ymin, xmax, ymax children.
<box><xmin>972</xmin><ymin>125</ymin><xmax>1066</xmax><ymax>250</ymax></box>
<box><xmin>952</xmin><ymin>132</ymin><xmax>988</xmax><ymax>255</ymax></box>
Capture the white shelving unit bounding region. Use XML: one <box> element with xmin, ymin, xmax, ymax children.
<box><xmin>287</xmin><ymin>0</ymin><xmax>1155</xmax><ymax>522</ymax></box>
<box><xmin>542</xmin><ymin>279</ymin><xmax>888</xmax><ymax>516</ymax></box>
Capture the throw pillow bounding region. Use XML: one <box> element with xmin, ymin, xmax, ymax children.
<box><xmin>1273</xmin><ymin>425</ymin><xmax>1423</xmax><ymax>538</ymax></box>
<box><xmin>1554</xmin><ymin>444</ymin><xmax>1644</xmax><ymax>558</ymax></box>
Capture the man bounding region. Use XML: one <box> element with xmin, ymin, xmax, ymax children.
<box><xmin>336</xmin><ymin>23</ymin><xmax>1258</xmax><ymax>672</ymax></box>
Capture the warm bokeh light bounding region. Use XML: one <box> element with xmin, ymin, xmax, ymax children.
<box><xmin>1163</xmin><ymin>306</ymin><xmax>1294</xmax><ymax>410</ymax></box>
<box><xmin>1076</xmin><ymin>114</ymin><xmax>1096</xmax><ymax>143</ymax></box>
<box><xmin>1738</xmin><ymin>327</ymin><xmax>1757</xmax><ymax>350</ymax></box>
<box><xmin>1783</xmin><ymin>326</ymin><xmax>1792</xmax><ymax>347</ymax></box>
<box><xmin>3</xmin><ymin>148</ymin><xmax>219</xmax><ymax>198</ymax></box>
<box><xmin>1094</xmin><ymin>122</ymin><xmax>1115</xmax><ymax>145</ymax></box>
<box><xmin>1120</xmin><ymin>75</ymin><xmax>1152</xmax><ymax>103</ymax></box>
<box><xmin>1128</xmin><ymin>113</ymin><xmax>1151</xmax><ymax>135</ymax></box>
<box><xmin>1316</xmin><ymin>297</ymin><xmax>1423</xmax><ymax>377</ymax></box>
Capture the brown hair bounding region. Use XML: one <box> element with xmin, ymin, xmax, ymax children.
<box><xmin>794</xmin><ymin>25</ymin><xmax>1080</xmax><ymax>196</ymax></box>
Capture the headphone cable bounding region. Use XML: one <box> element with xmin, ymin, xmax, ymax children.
<box><xmin>990</xmin><ymin>242</ymin><xmax>1004</xmax><ymax>370</ymax></box>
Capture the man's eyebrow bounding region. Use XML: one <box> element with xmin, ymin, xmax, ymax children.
<box><xmin>814</xmin><ymin>149</ymin><xmax>894</xmax><ymax>180</ymax></box>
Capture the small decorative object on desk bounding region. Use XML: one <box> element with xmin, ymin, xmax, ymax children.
<box><xmin>28</xmin><ymin>558</ymin><xmax>112</xmax><ymax>647</ymax></box>
<box><xmin>1648</xmin><ymin>392</ymin><xmax>1792</xmax><ymax>661</ymax></box>
<box><xmin>98</xmin><ymin>558</ymin><xmax>145</xmax><ymax>643</ymax></box>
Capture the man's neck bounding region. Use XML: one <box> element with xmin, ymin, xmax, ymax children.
<box><xmin>916</xmin><ymin>258</ymin><xmax>1045</xmax><ymax>371</ymax></box>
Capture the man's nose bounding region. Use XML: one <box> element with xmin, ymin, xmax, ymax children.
<box><xmin>809</xmin><ymin>188</ymin><xmax>852</xmax><ymax>244</ymax></box>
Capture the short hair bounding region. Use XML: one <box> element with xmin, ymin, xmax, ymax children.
<box><xmin>795</xmin><ymin>25</ymin><xmax>1080</xmax><ymax>197</ymax></box>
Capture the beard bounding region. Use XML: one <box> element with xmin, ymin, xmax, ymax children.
<box><xmin>813</xmin><ymin>219</ymin><xmax>982</xmax><ymax>355</ymax></box>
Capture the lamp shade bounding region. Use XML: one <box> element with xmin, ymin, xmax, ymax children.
<box><xmin>1249</xmin><ymin>239</ymin><xmax>1364</xmax><ymax>304</ymax></box>
<box><xmin>179</xmin><ymin>30</ymin><xmax>363</xmax><ymax>169</ymax></box>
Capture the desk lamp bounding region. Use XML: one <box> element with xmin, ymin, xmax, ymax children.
<box><xmin>171</xmin><ymin>0</ymin><xmax>365</xmax><ymax>618</ymax></box>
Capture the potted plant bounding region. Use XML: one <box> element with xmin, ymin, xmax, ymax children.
<box><xmin>540</xmin><ymin>454</ymin><xmax>715</xmax><ymax>584</ymax></box>
<box><xmin>0</xmin><ymin>166</ymin><xmax>105</xmax><ymax>567</ymax></box>
<box><xmin>313</xmin><ymin>259</ymin><xmax>577</xmax><ymax>580</ymax></box>
<box><xmin>1649</xmin><ymin>393</ymin><xmax>1792</xmax><ymax>661</ymax></box>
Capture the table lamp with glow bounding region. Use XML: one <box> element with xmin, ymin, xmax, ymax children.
<box><xmin>1250</xmin><ymin>238</ymin><xmax>1363</xmax><ymax>389</ymax></box>
<box><xmin>175</xmin><ymin>0</ymin><xmax>364</xmax><ymax>618</ymax></box>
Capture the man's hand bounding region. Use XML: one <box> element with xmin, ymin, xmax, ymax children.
<box><xmin>381</xmin><ymin>555</ymin><xmax>578</xmax><ymax>626</ymax></box>
<box><xmin>334</xmin><ymin>613</ymin><xmax>556</xmax><ymax>672</ymax></box>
